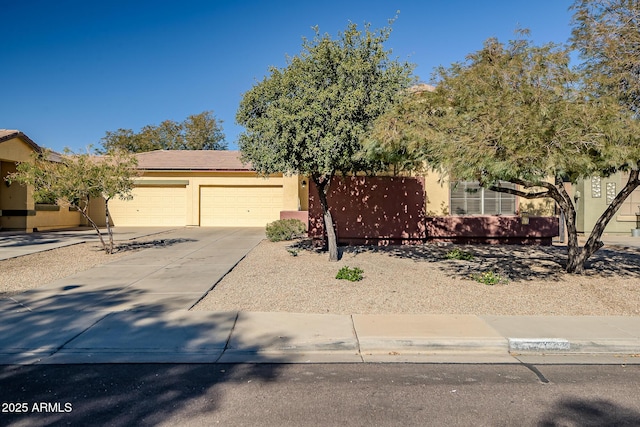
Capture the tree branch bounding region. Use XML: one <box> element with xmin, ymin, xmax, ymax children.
<box><xmin>487</xmin><ymin>185</ymin><xmax>549</xmax><ymax>199</ymax></box>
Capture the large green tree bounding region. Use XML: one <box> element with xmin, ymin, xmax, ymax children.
<box><xmin>101</xmin><ymin>111</ymin><xmax>226</xmax><ymax>153</ymax></box>
<box><xmin>7</xmin><ymin>149</ymin><xmax>138</xmax><ymax>254</ymax></box>
<box><xmin>237</xmin><ymin>21</ymin><xmax>414</xmax><ymax>261</ymax></box>
<box><xmin>368</xmin><ymin>33</ymin><xmax>640</xmax><ymax>273</ymax></box>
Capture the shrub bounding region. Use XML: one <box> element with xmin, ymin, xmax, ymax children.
<box><xmin>471</xmin><ymin>271</ymin><xmax>508</xmax><ymax>286</ymax></box>
<box><xmin>445</xmin><ymin>248</ymin><xmax>474</xmax><ymax>261</ymax></box>
<box><xmin>336</xmin><ymin>266</ymin><xmax>364</xmax><ymax>282</ymax></box>
<box><xmin>266</xmin><ymin>219</ymin><xmax>306</xmax><ymax>242</ymax></box>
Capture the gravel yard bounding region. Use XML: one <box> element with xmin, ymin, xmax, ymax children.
<box><xmin>0</xmin><ymin>242</ymin><xmax>127</xmax><ymax>297</ymax></box>
<box><xmin>0</xmin><ymin>235</ymin><xmax>174</xmax><ymax>297</ymax></box>
<box><xmin>191</xmin><ymin>239</ymin><xmax>640</xmax><ymax>316</ymax></box>
<box><xmin>2</xmin><ymin>237</ymin><xmax>640</xmax><ymax>316</ymax></box>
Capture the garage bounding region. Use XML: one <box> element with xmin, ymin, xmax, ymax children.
<box><xmin>109</xmin><ymin>185</ymin><xmax>187</xmax><ymax>227</ymax></box>
<box><xmin>200</xmin><ymin>185</ymin><xmax>284</xmax><ymax>227</ymax></box>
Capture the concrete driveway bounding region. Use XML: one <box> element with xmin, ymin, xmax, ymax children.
<box><xmin>0</xmin><ymin>227</ymin><xmax>266</xmax><ymax>363</ymax></box>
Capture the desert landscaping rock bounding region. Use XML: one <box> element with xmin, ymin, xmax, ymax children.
<box><xmin>2</xmin><ymin>237</ymin><xmax>640</xmax><ymax>316</ymax></box>
<box><xmin>192</xmin><ymin>240</ymin><xmax>640</xmax><ymax>316</ymax></box>
<box><xmin>0</xmin><ymin>243</ymin><xmax>128</xmax><ymax>297</ymax></box>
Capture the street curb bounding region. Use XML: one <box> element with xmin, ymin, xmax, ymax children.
<box><xmin>509</xmin><ymin>338</ymin><xmax>640</xmax><ymax>355</ymax></box>
<box><xmin>358</xmin><ymin>338</ymin><xmax>509</xmax><ymax>355</ymax></box>
<box><xmin>509</xmin><ymin>338</ymin><xmax>570</xmax><ymax>352</ymax></box>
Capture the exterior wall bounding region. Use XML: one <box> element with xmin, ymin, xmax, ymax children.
<box><xmin>29</xmin><ymin>206</ymin><xmax>82</xmax><ymax>231</ymax></box>
<box><xmin>425</xmin><ymin>172</ymin><xmax>555</xmax><ymax>218</ymax></box>
<box><xmin>424</xmin><ymin>172</ymin><xmax>450</xmax><ymax>216</ymax></box>
<box><xmin>280</xmin><ymin>210</ymin><xmax>309</xmax><ymax>229</ymax></box>
<box><xmin>1</xmin><ymin>136</ymin><xmax>83</xmax><ymax>231</ymax></box>
<box><xmin>0</xmin><ymin>137</ymin><xmax>34</xmax><ymax>163</ymax></box>
<box><xmin>308</xmin><ymin>175</ymin><xmax>559</xmax><ymax>246</ymax></box>
<box><xmin>1</xmin><ymin>161</ymin><xmax>29</xmax><ymax>229</ymax></box>
<box><xmin>2</xmin><ymin>137</ymin><xmax>38</xmax><ymax>230</ymax></box>
<box><xmin>103</xmin><ymin>170</ymin><xmax>304</xmax><ymax>227</ymax></box>
<box><xmin>426</xmin><ymin>216</ymin><xmax>559</xmax><ymax>245</ymax></box>
<box><xmin>577</xmin><ymin>173</ymin><xmax>640</xmax><ymax>235</ymax></box>
<box><xmin>309</xmin><ymin>176</ymin><xmax>427</xmax><ymax>245</ymax></box>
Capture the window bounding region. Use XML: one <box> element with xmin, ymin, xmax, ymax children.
<box><xmin>450</xmin><ymin>181</ymin><xmax>517</xmax><ymax>215</ymax></box>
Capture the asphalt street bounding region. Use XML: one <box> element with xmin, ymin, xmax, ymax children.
<box><xmin>1</xmin><ymin>363</ymin><xmax>639</xmax><ymax>426</ymax></box>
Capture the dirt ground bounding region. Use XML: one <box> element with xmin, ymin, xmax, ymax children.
<box><xmin>192</xmin><ymin>239</ymin><xmax>640</xmax><ymax>316</ymax></box>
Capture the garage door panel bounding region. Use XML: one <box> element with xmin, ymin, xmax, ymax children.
<box><xmin>200</xmin><ymin>186</ymin><xmax>282</xmax><ymax>227</ymax></box>
<box><xmin>109</xmin><ymin>186</ymin><xmax>187</xmax><ymax>227</ymax></box>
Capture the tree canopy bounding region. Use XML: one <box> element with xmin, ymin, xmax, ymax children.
<box><xmin>101</xmin><ymin>111</ymin><xmax>226</xmax><ymax>153</ymax></box>
<box><xmin>7</xmin><ymin>149</ymin><xmax>138</xmax><ymax>254</ymax></box>
<box><xmin>571</xmin><ymin>0</ymin><xmax>640</xmax><ymax>115</ymax></box>
<box><xmin>368</xmin><ymin>31</ymin><xmax>640</xmax><ymax>273</ymax></box>
<box><xmin>237</xmin><ymin>20</ymin><xmax>414</xmax><ymax>261</ymax></box>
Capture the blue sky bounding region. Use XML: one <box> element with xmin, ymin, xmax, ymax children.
<box><xmin>2</xmin><ymin>0</ymin><xmax>574</xmax><ymax>152</ymax></box>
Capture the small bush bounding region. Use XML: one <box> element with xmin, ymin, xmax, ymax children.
<box><xmin>445</xmin><ymin>248</ymin><xmax>474</xmax><ymax>261</ymax></box>
<box><xmin>287</xmin><ymin>247</ymin><xmax>299</xmax><ymax>257</ymax></box>
<box><xmin>266</xmin><ymin>219</ymin><xmax>306</xmax><ymax>242</ymax></box>
<box><xmin>336</xmin><ymin>266</ymin><xmax>364</xmax><ymax>282</ymax></box>
<box><xmin>471</xmin><ymin>271</ymin><xmax>508</xmax><ymax>286</ymax></box>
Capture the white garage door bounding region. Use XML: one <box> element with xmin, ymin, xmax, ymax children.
<box><xmin>200</xmin><ymin>185</ymin><xmax>283</xmax><ymax>227</ymax></box>
<box><xmin>109</xmin><ymin>186</ymin><xmax>187</xmax><ymax>227</ymax></box>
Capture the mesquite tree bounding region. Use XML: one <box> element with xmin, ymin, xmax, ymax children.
<box><xmin>8</xmin><ymin>149</ymin><xmax>138</xmax><ymax>254</ymax></box>
<box><xmin>237</xmin><ymin>21</ymin><xmax>414</xmax><ymax>261</ymax></box>
<box><xmin>368</xmin><ymin>33</ymin><xmax>640</xmax><ymax>273</ymax></box>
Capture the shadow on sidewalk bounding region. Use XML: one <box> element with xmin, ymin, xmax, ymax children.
<box><xmin>0</xmin><ymin>289</ymin><xmax>290</xmax><ymax>425</ymax></box>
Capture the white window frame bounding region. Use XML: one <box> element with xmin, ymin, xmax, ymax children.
<box><xmin>450</xmin><ymin>181</ymin><xmax>517</xmax><ymax>215</ymax></box>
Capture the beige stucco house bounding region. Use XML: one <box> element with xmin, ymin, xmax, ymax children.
<box><xmin>98</xmin><ymin>150</ymin><xmax>308</xmax><ymax>228</ymax></box>
<box><xmin>0</xmin><ymin>130</ymin><xmax>81</xmax><ymax>231</ymax></box>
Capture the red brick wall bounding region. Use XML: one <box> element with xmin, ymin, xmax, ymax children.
<box><xmin>308</xmin><ymin>176</ymin><xmax>427</xmax><ymax>245</ymax></box>
<box><xmin>425</xmin><ymin>216</ymin><xmax>559</xmax><ymax>245</ymax></box>
<box><xmin>308</xmin><ymin>176</ymin><xmax>559</xmax><ymax>246</ymax></box>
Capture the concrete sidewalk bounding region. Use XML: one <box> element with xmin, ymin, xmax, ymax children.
<box><xmin>1</xmin><ymin>307</ymin><xmax>640</xmax><ymax>365</ymax></box>
<box><xmin>1</xmin><ymin>227</ymin><xmax>640</xmax><ymax>365</ymax></box>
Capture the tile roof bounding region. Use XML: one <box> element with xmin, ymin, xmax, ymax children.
<box><xmin>0</xmin><ymin>129</ymin><xmax>42</xmax><ymax>152</ymax></box>
<box><xmin>135</xmin><ymin>150</ymin><xmax>253</xmax><ymax>171</ymax></box>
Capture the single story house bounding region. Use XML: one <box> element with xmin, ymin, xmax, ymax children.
<box><xmin>0</xmin><ymin>129</ymin><xmax>81</xmax><ymax>231</ymax></box>
<box><xmin>2</xmin><ymin>129</ymin><xmax>562</xmax><ymax>244</ymax></box>
<box><xmin>95</xmin><ymin>150</ymin><xmax>308</xmax><ymax>228</ymax></box>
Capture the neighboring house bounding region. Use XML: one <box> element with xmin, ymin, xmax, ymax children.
<box><xmin>575</xmin><ymin>172</ymin><xmax>640</xmax><ymax>235</ymax></box>
<box><xmin>94</xmin><ymin>150</ymin><xmax>307</xmax><ymax>228</ymax></box>
<box><xmin>0</xmin><ymin>129</ymin><xmax>82</xmax><ymax>231</ymax></box>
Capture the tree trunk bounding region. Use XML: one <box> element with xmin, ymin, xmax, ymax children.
<box><xmin>553</xmin><ymin>179</ymin><xmax>584</xmax><ymax>274</ymax></box>
<box><xmin>314</xmin><ymin>174</ymin><xmax>339</xmax><ymax>262</ymax></box>
<box><xmin>73</xmin><ymin>198</ymin><xmax>108</xmax><ymax>253</ymax></box>
<box><xmin>104</xmin><ymin>198</ymin><xmax>114</xmax><ymax>254</ymax></box>
<box><xmin>492</xmin><ymin>172</ymin><xmax>640</xmax><ymax>273</ymax></box>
